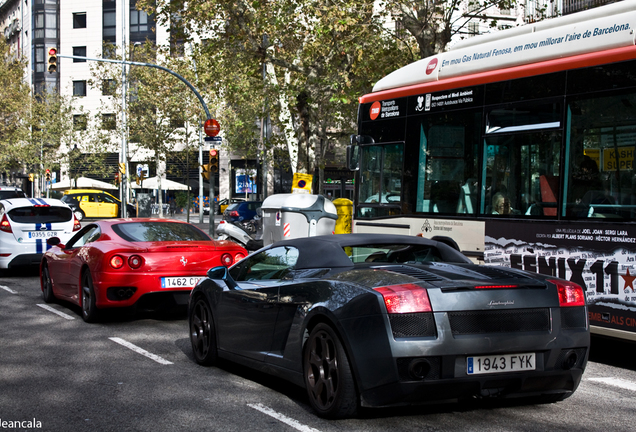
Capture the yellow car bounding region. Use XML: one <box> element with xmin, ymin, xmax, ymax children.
<box><xmin>61</xmin><ymin>189</ymin><xmax>134</xmax><ymax>220</ymax></box>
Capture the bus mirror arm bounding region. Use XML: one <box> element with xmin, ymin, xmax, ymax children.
<box><xmin>350</xmin><ymin>134</ymin><xmax>375</xmax><ymax>145</ymax></box>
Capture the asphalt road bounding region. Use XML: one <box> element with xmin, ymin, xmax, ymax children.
<box><xmin>1</xmin><ymin>246</ymin><xmax>636</xmax><ymax>431</ymax></box>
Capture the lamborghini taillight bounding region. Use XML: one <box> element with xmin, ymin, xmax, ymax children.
<box><xmin>374</xmin><ymin>283</ymin><xmax>432</xmax><ymax>313</ymax></box>
<box><xmin>550</xmin><ymin>279</ymin><xmax>586</xmax><ymax>307</ymax></box>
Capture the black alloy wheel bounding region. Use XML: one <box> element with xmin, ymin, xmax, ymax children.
<box><xmin>303</xmin><ymin>323</ymin><xmax>358</xmax><ymax>419</ymax></box>
<box><xmin>190</xmin><ymin>297</ymin><xmax>218</xmax><ymax>366</ymax></box>
<box><xmin>81</xmin><ymin>271</ymin><xmax>99</xmax><ymax>323</ymax></box>
<box><xmin>41</xmin><ymin>263</ymin><xmax>55</xmax><ymax>303</ymax></box>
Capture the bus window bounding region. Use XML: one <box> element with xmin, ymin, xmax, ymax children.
<box><xmin>409</xmin><ymin>110</ymin><xmax>480</xmax><ymax>215</ymax></box>
<box><xmin>357</xmin><ymin>143</ymin><xmax>403</xmax><ymax>217</ymax></box>
<box><xmin>565</xmin><ymin>90</ymin><xmax>636</xmax><ymax>220</ymax></box>
<box><xmin>482</xmin><ymin>131</ymin><xmax>561</xmax><ymax>217</ymax></box>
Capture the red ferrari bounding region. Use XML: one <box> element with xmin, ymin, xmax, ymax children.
<box><xmin>40</xmin><ymin>219</ymin><xmax>247</xmax><ymax>322</ymax></box>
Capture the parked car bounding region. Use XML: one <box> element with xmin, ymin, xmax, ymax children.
<box><xmin>222</xmin><ymin>200</ymin><xmax>261</xmax><ymax>223</ymax></box>
<box><xmin>0</xmin><ymin>186</ymin><xmax>27</xmax><ymax>200</ymax></box>
<box><xmin>0</xmin><ymin>198</ymin><xmax>81</xmax><ymax>269</ymax></box>
<box><xmin>61</xmin><ymin>189</ymin><xmax>136</xmax><ymax>220</ymax></box>
<box><xmin>188</xmin><ymin>233</ymin><xmax>589</xmax><ymax>419</ymax></box>
<box><xmin>217</xmin><ymin>197</ymin><xmax>246</xmax><ymax>215</ymax></box>
<box><xmin>40</xmin><ymin>219</ymin><xmax>247</xmax><ymax>322</ymax></box>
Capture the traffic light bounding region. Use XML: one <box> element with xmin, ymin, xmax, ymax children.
<box><xmin>210</xmin><ymin>149</ymin><xmax>219</xmax><ymax>171</ymax></box>
<box><xmin>115</xmin><ymin>172</ymin><xmax>121</xmax><ymax>183</ymax></box>
<box><xmin>45</xmin><ymin>169</ymin><xmax>51</xmax><ymax>182</ymax></box>
<box><xmin>118</xmin><ymin>163</ymin><xmax>126</xmax><ymax>174</ymax></box>
<box><xmin>136</xmin><ymin>172</ymin><xmax>145</xmax><ymax>185</ymax></box>
<box><xmin>201</xmin><ymin>163</ymin><xmax>210</xmax><ymax>181</ymax></box>
<box><xmin>28</xmin><ymin>173</ymin><xmax>34</xmax><ymax>182</ymax></box>
<box><xmin>47</xmin><ymin>47</ymin><xmax>58</xmax><ymax>73</ymax></box>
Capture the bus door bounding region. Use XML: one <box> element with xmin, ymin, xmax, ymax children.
<box><xmin>357</xmin><ymin>143</ymin><xmax>403</xmax><ymax>218</ymax></box>
<box><xmin>482</xmin><ymin>101</ymin><xmax>563</xmax><ymax>217</ymax></box>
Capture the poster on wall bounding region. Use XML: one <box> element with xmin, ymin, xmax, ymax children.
<box><xmin>484</xmin><ymin>220</ymin><xmax>636</xmax><ymax>334</ymax></box>
<box><xmin>235</xmin><ymin>169</ymin><xmax>257</xmax><ymax>194</ymax></box>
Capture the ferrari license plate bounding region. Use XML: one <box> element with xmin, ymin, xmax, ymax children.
<box><xmin>28</xmin><ymin>231</ymin><xmax>57</xmax><ymax>238</ymax></box>
<box><xmin>160</xmin><ymin>276</ymin><xmax>202</xmax><ymax>289</ymax></box>
<box><xmin>467</xmin><ymin>353</ymin><xmax>535</xmax><ymax>375</ymax></box>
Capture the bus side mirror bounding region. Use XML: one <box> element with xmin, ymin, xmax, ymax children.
<box><xmin>347</xmin><ymin>145</ymin><xmax>359</xmax><ymax>171</ymax></box>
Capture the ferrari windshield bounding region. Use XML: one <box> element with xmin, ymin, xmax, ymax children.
<box><xmin>347</xmin><ymin>244</ymin><xmax>443</xmax><ymax>264</ymax></box>
<box><xmin>112</xmin><ymin>222</ymin><xmax>211</xmax><ymax>242</ymax></box>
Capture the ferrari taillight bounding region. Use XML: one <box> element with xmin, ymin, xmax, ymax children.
<box><xmin>110</xmin><ymin>255</ymin><xmax>124</xmax><ymax>269</ymax></box>
<box><xmin>73</xmin><ymin>215</ymin><xmax>81</xmax><ymax>231</ymax></box>
<box><xmin>128</xmin><ymin>255</ymin><xmax>143</xmax><ymax>269</ymax></box>
<box><xmin>374</xmin><ymin>283</ymin><xmax>432</xmax><ymax>314</ymax></box>
<box><xmin>0</xmin><ymin>214</ymin><xmax>12</xmax><ymax>233</ymax></box>
<box><xmin>234</xmin><ymin>252</ymin><xmax>246</xmax><ymax>262</ymax></box>
<box><xmin>550</xmin><ymin>279</ymin><xmax>586</xmax><ymax>307</ymax></box>
<box><xmin>221</xmin><ymin>253</ymin><xmax>233</xmax><ymax>266</ymax></box>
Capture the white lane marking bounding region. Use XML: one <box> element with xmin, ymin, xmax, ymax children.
<box><xmin>36</xmin><ymin>304</ymin><xmax>76</xmax><ymax>320</ymax></box>
<box><xmin>588</xmin><ymin>377</ymin><xmax>636</xmax><ymax>392</ymax></box>
<box><xmin>248</xmin><ymin>403</ymin><xmax>321</xmax><ymax>432</ymax></box>
<box><xmin>108</xmin><ymin>337</ymin><xmax>173</xmax><ymax>365</ymax></box>
<box><xmin>0</xmin><ymin>285</ymin><xmax>17</xmax><ymax>294</ymax></box>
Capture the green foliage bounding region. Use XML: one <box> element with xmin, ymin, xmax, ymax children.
<box><xmin>0</xmin><ymin>38</ymin><xmax>33</xmax><ymax>174</ymax></box>
<box><xmin>141</xmin><ymin>0</ymin><xmax>410</xmax><ymax>173</ymax></box>
<box><xmin>90</xmin><ymin>42</ymin><xmax>202</xmax><ymax>180</ymax></box>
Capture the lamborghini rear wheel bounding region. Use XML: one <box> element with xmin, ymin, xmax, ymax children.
<box><xmin>303</xmin><ymin>323</ymin><xmax>358</xmax><ymax>419</ymax></box>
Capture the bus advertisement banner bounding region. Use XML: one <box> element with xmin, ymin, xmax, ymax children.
<box><xmin>484</xmin><ymin>220</ymin><xmax>636</xmax><ymax>334</ymax></box>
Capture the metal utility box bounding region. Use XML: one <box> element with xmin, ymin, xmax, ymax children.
<box><xmin>261</xmin><ymin>194</ymin><xmax>338</xmax><ymax>246</ymax></box>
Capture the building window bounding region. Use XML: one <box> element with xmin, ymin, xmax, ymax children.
<box><xmin>130</xmin><ymin>0</ymin><xmax>155</xmax><ymax>43</ymax></box>
<box><xmin>73</xmin><ymin>46</ymin><xmax>87</xmax><ymax>62</ymax></box>
<box><xmin>468</xmin><ymin>21</ymin><xmax>479</xmax><ymax>36</ymax></box>
<box><xmin>33</xmin><ymin>10</ymin><xmax>57</xmax><ymax>39</ymax></box>
<box><xmin>34</xmin><ymin>45</ymin><xmax>45</xmax><ymax>73</ymax></box>
<box><xmin>73</xmin><ymin>115</ymin><xmax>87</xmax><ymax>131</ymax></box>
<box><xmin>170</xmin><ymin>116</ymin><xmax>185</xmax><ymax>128</ymax></box>
<box><xmin>73</xmin><ymin>12</ymin><xmax>86</xmax><ymax>29</ymax></box>
<box><xmin>102</xmin><ymin>114</ymin><xmax>116</xmax><ymax>130</ymax></box>
<box><xmin>103</xmin><ymin>0</ymin><xmax>116</xmax><ymax>43</ymax></box>
<box><xmin>73</xmin><ymin>80</ymin><xmax>87</xmax><ymax>97</ymax></box>
<box><xmin>102</xmin><ymin>79</ymin><xmax>116</xmax><ymax>96</ymax></box>
<box><xmin>130</xmin><ymin>8</ymin><xmax>149</xmax><ymax>33</ymax></box>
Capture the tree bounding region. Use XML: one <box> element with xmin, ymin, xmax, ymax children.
<box><xmin>383</xmin><ymin>0</ymin><xmax>520</xmax><ymax>59</ymax></box>
<box><xmin>142</xmin><ymin>0</ymin><xmax>410</xmax><ymax>181</ymax></box>
<box><xmin>91</xmin><ymin>42</ymin><xmax>204</xmax><ymax>213</ymax></box>
<box><xmin>0</xmin><ymin>38</ymin><xmax>33</xmax><ymax>178</ymax></box>
<box><xmin>30</xmin><ymin>90</ymin><xmax>109</xmax><ymax>189</ymax></box>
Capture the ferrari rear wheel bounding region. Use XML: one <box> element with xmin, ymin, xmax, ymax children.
<box><xmin>303</xmin><ymin>323</ymin><xmax>358</xmax><ymax>419</ymax></box>
<box><xmin>190</xmin><ymin>297</ymin><xmax>218</xmax><ymax>366</ymax></box>
<box><xmin>41</xmin><ymin>263</ymin><xmax>55</xmax><ymax>303</ymax></box>
<box><xmin>81</xmin><ymin>271</ymin><xmax>99</xmax><ymax>323</ymax></box>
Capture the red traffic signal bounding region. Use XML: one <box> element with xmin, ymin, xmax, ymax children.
<box><xmin>47</xmin><ymin>47</ymin><xmax>58</xmax><ymax>73</ymax></box>
<box><xmin>203</xmin><ymin>118</ymin><xmax>220</xmax><ymax>137</ymax></box>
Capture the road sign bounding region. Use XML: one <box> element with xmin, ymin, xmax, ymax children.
<box><xmin>204</xmin><ymin>136</ymin><xmax>222</xmax><ymax>142</ymax></box>
<box><xmin>203</xmin><ymin>118</ymin><xmax>220</xmax><ymax>137</ymax></box>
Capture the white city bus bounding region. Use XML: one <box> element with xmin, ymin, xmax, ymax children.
<box><xmin>350</xmin><ymin>1</ymin><xmax>636</xmax><ymax>341</ymax></box>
